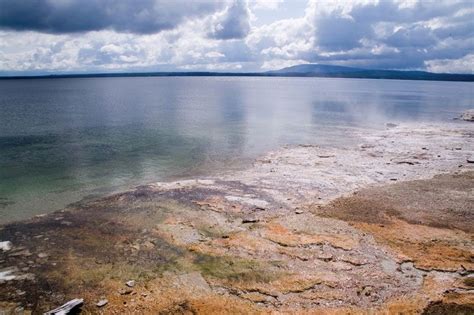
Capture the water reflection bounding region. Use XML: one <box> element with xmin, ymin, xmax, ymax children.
<box><xmin>0</xmin><ymin>77</ymin><xmax>472</xmax><ymax>222</ymax></box>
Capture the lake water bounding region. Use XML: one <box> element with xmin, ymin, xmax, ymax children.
<box><xmin>0</xmin><ymin>77</ymin><xmax>472</xmax><ymax>222</ymax></box>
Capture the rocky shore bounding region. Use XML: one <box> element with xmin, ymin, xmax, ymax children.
<box><xmin>0</xmin><ymin>121</ymin><xmax>473</xmax><ymax>314</ymax></box>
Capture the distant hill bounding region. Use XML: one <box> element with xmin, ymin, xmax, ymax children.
<box><xmin>1</xmin><ymin>63</ymin><xmax>473</xmax><ymax>82</ymax></box>
<box><xmin>266</xmin><ymin>64</ymin><xmax>474</xmax><ymax>81</ymax></box>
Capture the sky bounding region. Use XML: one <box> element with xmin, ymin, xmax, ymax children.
<box><xmin>0</xmin><ymin>0</ymin><xmax>473</xmax><ymax>75</ymax></box>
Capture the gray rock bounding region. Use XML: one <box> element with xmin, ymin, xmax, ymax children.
<box><xmin>467</xmin><ymin>156</ymin><xmax>474</xmax><ymax>163</ymax></box>
<box><xmin>126</xmin><ymin>280</ymin><xmax>135</xmax><ymax>287</ymax></box>
<box><xmin>0</xmin><ymin>241</ymin><xmax>12</xmax><ymax>252</ymax></box>
<box><xmin>461</xmin><ymin>109</ymin><xmax>474</xmax><ymax>121</ymax></box>
<box><xmin>96</xmin><ymin>299</ymin><xmax>108</xmax><ymax>307</ymax></box>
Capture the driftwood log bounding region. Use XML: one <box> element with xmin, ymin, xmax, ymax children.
<box><xmin>44</xmin><ymin>298</ymin><xmax>83</xmax><ymax>315</ymax></box>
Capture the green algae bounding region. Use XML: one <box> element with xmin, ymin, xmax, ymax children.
<box><xmin>193</xmin><ymin>254</ymin><xmax>278</xmax><ymax>283</ymax></box>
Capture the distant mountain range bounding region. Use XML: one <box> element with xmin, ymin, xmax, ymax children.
<box><xmin>1</xmin><ymin>64</ymin><xmax>473</xmax><ymax>82</ymax></box>
<box><xmin>266</xmin><ymin>64</ymin><xmax>474</xmax><ymax>81</ymax></box>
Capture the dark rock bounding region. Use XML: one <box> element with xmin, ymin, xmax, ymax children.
<box><xmin>242</xmin><ymin>218</ymin><xmax>259</xmax><ymax>224</ymax></box>
<box><xmin>119</xmin><ymin>288</ymin><xmax>133</xmax><ymax>295</ymax></box>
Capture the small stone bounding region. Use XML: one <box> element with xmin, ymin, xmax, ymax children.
<box><xmin>119</xmin><ymin>288</ymin><xmax>133</xmax><ymax>295</ymax></box>
<box><xmin>10</xmin><ymin>249</ymin><xmax>32</xmax><ymax>257</ymax></box>
<box><xmin>467</xmin><ymin>157</ymin><xmax>474</xmax><ymax>164</ymax></box>
<box><xmin>295</xmin><ymin>209</ymin><xmax>304</xmax><ymax>214</ymax></box>
<box><xmin>96</xmin><ymin>299</ymin><xmax>108</xmax><ymax>307</ymax></box>
<box><xmin>37</xmin><ymin>253</ymin><xmax>48</xmax><ymax>258</ymax></box>
<box><xmin>126</xmin><ymin>280</ymin><xmax>135</xmax><ymax>287</ymax></box>
<box><xmin>0</xmin><ymin>241</ymin><xmax>12</xmax><ymax>252</ymax></box>
<box><xmin>242</xmin><ymin>218</ymin><xmax>259</xmax><ymax>224</ymax></box>
<box><xmin>461</xmin><ymin>109</ymin><xmax>474</xmax><ymax>122</ymax></box>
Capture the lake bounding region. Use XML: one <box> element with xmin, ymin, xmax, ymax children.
<box><xmin>0</xmin><ymin>76</ymin><xmax>472</xmax><ymax>222</ymax></box>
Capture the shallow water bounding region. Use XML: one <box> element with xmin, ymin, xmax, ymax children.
<box><xmin>0</xmin><ymin>76</ymin><xmax>472</xmax><ymax>222</ymax></box>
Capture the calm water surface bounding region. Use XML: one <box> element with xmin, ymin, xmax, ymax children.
<box><xmin>0</xmin><ymin>77</ymin><xmax>472</xmax><ymax>222</ymax></box>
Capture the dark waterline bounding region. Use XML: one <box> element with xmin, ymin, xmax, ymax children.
<box><xmin>0</xmin><ymin>76</ymin><xmax>473</xmax><ymax>222</ymax></box>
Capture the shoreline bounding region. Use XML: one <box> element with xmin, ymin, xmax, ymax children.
<box><xmin>1</xmin><ymin>121</ymin><xmax>473</xmax><ymax>313</ymax></box>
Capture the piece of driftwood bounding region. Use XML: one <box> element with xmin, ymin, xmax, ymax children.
<box><xmin>44</xmin><ymin>298</ymin><xmax>83</xmax><ymax>315</ymax></box>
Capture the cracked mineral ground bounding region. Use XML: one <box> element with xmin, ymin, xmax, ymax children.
<box><xmin>1</xmin><ymin>122</ymin><xmax>473</xmax><ymax>314</ymax></box>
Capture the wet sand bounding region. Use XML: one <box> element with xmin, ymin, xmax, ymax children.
<box><xmin>0</xmin><ymin>122</ymin><xmax>473</xmax><ymax>314</ymax></box>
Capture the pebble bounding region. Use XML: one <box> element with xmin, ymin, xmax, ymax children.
<box><xmin>126</xmin><ymin>280</ymin><xmax>135</xmax><ymax>287</ymax></box>
<box><xmin>242</xmin><ymin>218</ymin><xmax>259</xmax><ymax>224</ymax></box>
<box><xmin>467</xmin><ymin>157</ymin><xmax>474</xmax><ymax>164</ymax></box>
<box><xmin>295</xmin><ymin>209</ymin><xmax>304</xmax><ymax>214</ymax></box>
<box><xmin>119</xmin><ymin>288</ymin><xmax>133</xmax><ymax>295</ymax></box>
<box><xmin>37</xmin><ymin>253</ymin><xmax>48</xmax><ymax>258</ymax></box>
<box><xmin>96</xmin><ymin>299</ymin><xmax>108</xmax><ymax>307</ymax></box>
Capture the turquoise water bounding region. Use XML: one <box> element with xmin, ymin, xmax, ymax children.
<box><xmin>0</xmin><ymin>77</ymin><xmax>472</xmax><ymax>222</ymax></box>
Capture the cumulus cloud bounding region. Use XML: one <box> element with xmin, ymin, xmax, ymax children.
<box><xmin>0</xmin><ymin>0</ymin><xmax>225</xmax><ymax>34</ymax></box>
<box><xmin>425</xmin><ymin>53</ymin><xmax>474</xmax><ymax>73</ymax></box>
<box><xmin>208</xmin><ymin>0</ymin><xmax>251</xmax><ymax>40</ymax></box>
<box><xmin>248</xmin><ymin>0</ymin><xmax>474</xmax><ymax>71</ymax></box>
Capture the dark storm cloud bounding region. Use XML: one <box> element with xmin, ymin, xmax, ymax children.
<box><xmin>314</xmin><ymin>12</ymin><xmax>372</xmax><ymax>51</ymax></box>
<box><xmin>0</xmin><ymin>0</ymin><xmax>225</xmax><ymax>34</ymax></box>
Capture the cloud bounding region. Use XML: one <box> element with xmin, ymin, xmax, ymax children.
<box><xmin>314</xmin><ymin>11</ymin><xmax>371</xmax><ymax>51</ymax></box>
<box><xmin>208</xmin><ymin>0</ymin><xmax>251</xmax><ymax>40</ymax></box>
<box><xmin>247</xmin><ymin>0</ymin><xmax>474</xmax><ymax>72</ymax></box>
<box><xmin>0</xmin><ymin>0</ymin><xmax>225</xmax><ymax>34</ymax></box>
<box><xmin>0</xmin><ymin>0</ymin><xmax>473</xmax><ymax>74</ymax></box>
<box><xmin>425</xmin><ymin>53</ymin><xmax>474</xmax><ymax>73</ymax></box>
